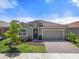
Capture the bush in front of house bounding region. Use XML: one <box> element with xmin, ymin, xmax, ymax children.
<box><xmin>75</xmin><ymin>36</ymin><xmax>79</xmax><ymax>43</ymax></box>
<box><xmin>66</xmin><ymin>32</ymin><xmax>79</xmax><ymax>43</ymax></box>
<box><xmin>67</xmin><ymin>32</ymin><xmax>76</xmax><ymax>42</ymax></box>
<box><xmin>20</xmin><ymin>36</ymin><xmax>28</xmax><ymax>42</ymax></box>
<box><xmin>27</xmin><ymin>36</ymin><xmax>32</xmax><ymax>42</ymax></box>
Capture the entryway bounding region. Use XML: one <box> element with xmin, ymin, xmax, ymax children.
<box><xmin>33</xmin><ymin>28</ymin><xmax>38</xmax><ymax>39</ymax></box>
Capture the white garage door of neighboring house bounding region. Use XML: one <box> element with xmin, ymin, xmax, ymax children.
<box><xmin>42</xmin><ymin>29</ymin><xmax>64</xmax><ymax>40</ymax></box>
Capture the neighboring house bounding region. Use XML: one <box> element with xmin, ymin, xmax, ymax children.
<box><xmin>0</xmin><ymin>21</ymin><xmax>9</xmax><ymax>39</ymax></box>
<box><xmin>66</xmin><ymin>21</ymin><xmax>79</xmax><ymax>36</ymax></box>
<box><xmin>0</xmin><ymin>20</ymin><xmax>79</xmax><ymax>41</ymax></box>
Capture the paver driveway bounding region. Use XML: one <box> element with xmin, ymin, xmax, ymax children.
<box><xmin>44</xmin><ymin>41</ymin><xmax>79</xmax><ymax>53</ymax></box>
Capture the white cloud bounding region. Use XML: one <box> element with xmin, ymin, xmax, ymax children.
<box><xmin>0</xmin><ymin>10</ymin><xmax>79</xmax><ymax>24</ymax></box>
<box><xmin>0</xmin><ymin>15</ymin><xmax>11</xmax><ymax>23</ymax></box>
<box><xmin>0</xmin><ymin>14</ymin><xmax>79</xmax><ymax>24</ymax></box>
<box><xmin>0</xmin><ymin>0</ymin><xmax>18</xmax><ymax>9</ymax></box>
<box><xmin>51</xmin><ymin>16</ymin><xmax>79</xmax><ymax>24</ymax></box>
<box><xmin>63</xmin><ymin>11</ymin><xmax>73</xmax><ymax>17</ymax></box>
<box><xmin>13</xmin><ymin>17</ymin><xmax>36</xmax><ymax>22</ymax></box>
<box><xmin>0</xmin><ymin>15</ymin><xmax>36</xmax><ymax>23</ymax></box>
<box><xmin>43</xmin><ymin>11</ymin><xmax>79</xmax><ymax>24</ymax></box>
<box><xmin>70</xmin><ymin>0</ymin><xmax>79</xmax><ymax>7</ymax></box>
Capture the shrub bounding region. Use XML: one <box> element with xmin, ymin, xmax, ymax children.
<box><xmin>66</xmin><ymin>32</ymin><xmax>76</xmax><ymax>42</ymax></box>
<box><xmin>27</xmin><ymin>36</ymin><xmax>32</xmax><ymax>41</ymax></box>
<box><xmin>20</xmin><ymin>36</ymin><xmax>28</xmax><ymax>42</ymax></box>
<box><xmin>67</xmin><ymin>32</ymin><xmax>79</xmax><ymax>43</ymax></box>
<box><xmin>75</xmin><ymin>36</ymin><xmax>79</xmax><ymax>43</ymax></box>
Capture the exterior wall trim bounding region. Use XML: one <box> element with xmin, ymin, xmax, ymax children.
<box><xmin>40</xmin><ymin>27</ymin><xmax>67</xmax><ymax>29</ymax></box>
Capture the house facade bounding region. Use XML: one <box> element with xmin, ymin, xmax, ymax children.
<box><xmin>66</xmin><ymin>21</ymin><xmax>79</xmax><ymax>36</ymax></box>
<box><xmin>0</xmin><ymin>20</ymin><xmax>79</xmax><ymax>41</ymax></box>
<box><xmin>19</xmin><ymin>20</ymin><xmax>67</xmax><ymax>41</ymax></box>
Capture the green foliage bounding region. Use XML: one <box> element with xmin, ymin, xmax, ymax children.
<box><xmin>75</xmin><ymin>36</ymin><xmax>79</xmax><ymax>43</ymax></box>
<box><xmin>4</xmin><ymin>20</ymin><xmax>22</xmax><ymax>45</ymax></box>
<box><xmin>67</xmin><ymin>32</ymin><xmax>79</xmax><ymax>43</ymax></box>
<box><xmin>67</xmin><ymin>32</ymin><xmax>76</xmax><ymax>42</ymax></box>
<box><xmin>0</xmin><ymin>39</ymin><xmax>46</xmax><ymax>53</ymax></box>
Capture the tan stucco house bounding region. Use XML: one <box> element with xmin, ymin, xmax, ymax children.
<box><xmin>19</xmin><ymin>20</ymin><xmax>67</xmax><ymax>41</ymax></box>
<box><xmin>0</xmin><ymin>20</ymin><xmax>79</xmax><ymax>41</ymax></box>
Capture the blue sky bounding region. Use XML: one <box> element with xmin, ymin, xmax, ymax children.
<box><xmin>0</xmin><ymin>0</ymin><xmax>79</xmax><ymax>24</ymax></box>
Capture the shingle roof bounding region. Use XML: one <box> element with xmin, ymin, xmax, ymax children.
<box><xmin>20</xmin><ymin>22</ymin><xmax>30</xmax><ymax>28</ymax></box>
<box><xmin>27</xmin><ymin>20</ymin><xmax>66</xmax><ymax>27</ymax></box>
<box><xmin>67</xmin><ymin>21</ymin><xmax>79</xmax><ymax>28</ymax></box>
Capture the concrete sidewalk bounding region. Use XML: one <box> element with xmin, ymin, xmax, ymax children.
<box><xmin>0</xmin><ymin>53</ymin><xmax>79</xmax><ymax>59</ymax></box>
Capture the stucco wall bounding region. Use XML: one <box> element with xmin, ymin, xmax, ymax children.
<box><xmin>66</xmin><ymin>28</ymin><xmax>79</xmax><ymax>36</ymax></box>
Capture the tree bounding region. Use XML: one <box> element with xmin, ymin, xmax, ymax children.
<box><xmin>4</xmin><ymin>20</ymin><xmax>22</xmax><ymax>46</ymax></box>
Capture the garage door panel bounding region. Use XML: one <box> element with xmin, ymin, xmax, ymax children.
<box><xmin>43</xmin><ymin>30</ymin><xmax>64</xmax><ymax>40</ymax></box>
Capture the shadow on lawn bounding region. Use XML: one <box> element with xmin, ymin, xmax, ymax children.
<box><xmin>2</xmin><ymin>47</ymin><xmax>21</xmax><ymax>58</ymax></box>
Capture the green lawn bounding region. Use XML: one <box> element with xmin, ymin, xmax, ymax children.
<box><xmin>0</xmin><ymin>39</ymin><xmax>46</xmax><ymax>53</ymax></box>
<box><xmin>75</xmin><ymin>43</ymin><xmax>79</xmax><ymax>47</ymax></box>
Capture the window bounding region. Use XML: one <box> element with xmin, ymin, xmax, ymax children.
<box><xmin>19</xmin><ymin>28</ymin><xmax>27</xmax><ymax>36</ymax></box>
<box><xmin>23</xmin><ymin>33</ymin><xmax>26</xmax><ymax>35</ymax></box>
<box><xmin>23</xmin><ymin>29</ymin><xmax>26</xmax><ymax>32</ymax></box>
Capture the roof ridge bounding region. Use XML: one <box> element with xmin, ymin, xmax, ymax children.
<box><xmin>0</xmin><ymin>21</ymin><xmax>8</xmax><ymax>23</ymax></box>
<box><xmin>68</xmin><ymin>21</ymin><xmax>79</xmax><ymax>25</ymax></box>
<box><xmin>35</xmin><ymin>20</ymin><xmax>64</xmax><ymax>26</ymax></box>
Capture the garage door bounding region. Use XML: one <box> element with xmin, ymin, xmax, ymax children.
<box><xmin>42</xmin><ymin>30</ymin><xmax>64</xmax><ymax>40</ymax></box>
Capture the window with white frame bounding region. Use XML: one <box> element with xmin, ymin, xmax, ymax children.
<box><xmin>19</xmin><ymin>28</ymin><xmax>27</xmax><ymax>36</ymax></box>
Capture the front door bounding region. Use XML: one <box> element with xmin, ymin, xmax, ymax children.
<box><xmin>33</xmin><ymin>28</ymin><xmax>38</xmax><ymax>39</ymax></box>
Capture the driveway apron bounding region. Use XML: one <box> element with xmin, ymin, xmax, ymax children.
<box><xmin>44</xmin><ymin>42</ymin><xmax>79</xmax><ymax>53</ymax></box>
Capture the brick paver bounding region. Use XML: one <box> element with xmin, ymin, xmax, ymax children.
<box><xmin>44</xmin><ymin>42</ymin><xmax>79</xmax><ymax>53</ymax></box>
